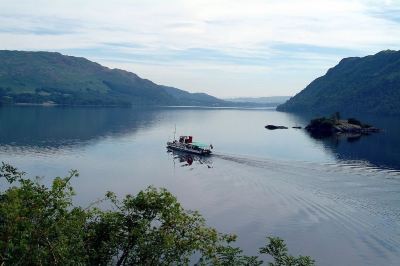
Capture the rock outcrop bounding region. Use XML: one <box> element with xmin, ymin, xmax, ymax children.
<box><xmin>305</xmin><ymin>117</ymin><xmax>380</xmax><ymax>137</ymax></box>
<box><xmin>265</xmin><ymin>125</ymin><xmax>288</xmax><ymax>130</ymax></box>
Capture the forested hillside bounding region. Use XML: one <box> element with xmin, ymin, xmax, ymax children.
<box><xmin>0</xmin><ymin>51</ymin><xmax>225</xmax><ymax>106</ymax></box>
<box><xmin>277</xmin><ymin>50</ymin><xmax>400</xmax><ymax>115</ymax></box>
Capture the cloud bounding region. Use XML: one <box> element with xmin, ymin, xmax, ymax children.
<box><xmin>0</xmin><ymin>0</ymin><xmax>399</xmax><ymax>97</ymax></box>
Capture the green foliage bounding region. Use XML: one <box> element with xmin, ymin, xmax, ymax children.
<box><xmin>0</xmin><ymin>163</ymin><xmax>315</xmax><ymax>265</ymax></box>
<box><xmin>347</xmin><ymin>118</ymin><xmax>362</xmax><ymax>126</ymax></box>
<box><xmin>347</xmin><ymin>118</ymin><xmax>372</xmax><ymax>128</ymax></box>
<box><xmin>260</xmin><ymin>237</ymin><xmax>315</xmax><ymax>266</ymax></box>
<box><xmin>0</xmin><ymin>165</ymin><xmax>87</xmax><ymax>264</ymax></box>
<box><xmin>0</xmin><ymin>51</ymin><xmax>225</xmax><ymax>107</ymax></box>
<box><xmin>307</xmin><ymin>117</ymin><xmax>336</xmax><ymax>131</ymax></box>
<box><xmin>277</xmin><ymin>50</ymin><xmax>400</xmax><ymax>116</ymax></box>
<box><xmin>302</xmin><ymin>113</ymin><xmax>341</xmax><ymax>130</ymax></box>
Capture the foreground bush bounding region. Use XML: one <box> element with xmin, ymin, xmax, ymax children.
<box><xmin>0</xmin><ymin>163</ymin><xmax>314</xmax><ymax>265</ymax></box>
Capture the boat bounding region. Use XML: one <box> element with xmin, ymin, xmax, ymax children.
<box><xmin>167</xmin><ymin>135</ymin><xmax>213</xmax><ymax>155</ymax></box>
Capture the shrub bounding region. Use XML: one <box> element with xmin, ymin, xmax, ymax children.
<box><xmin>0</xmin><ymin>163</ymin><xmax>314</xmax><ymax>265</ymax></box>
<box><xmin>347</xmin><ymin>118</ymin><xmax>362</xmax><ymax>126</ymax></box>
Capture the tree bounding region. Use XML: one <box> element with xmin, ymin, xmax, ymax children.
<box><xmin>260</xmin><ymin>237</ymin><xmax>315</xmax><ymax>266</ymax></box>
<box><xmin>0</xmin><ymin>163</ymin><xmax>88</xmax><ymax>264</ymax></box>
<box><xmin>0</xmin><ymin>163</ymin><xmax>314</xmax><ymax>265</ymax></box>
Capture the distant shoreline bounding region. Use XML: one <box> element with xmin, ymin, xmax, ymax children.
<box><xmin>5</xmin><ymin>103</ymin><xmax>277</xmax><ymax>109</ymax></box>
<box><xmin>12</xmin><ymin>102</ymin><xmax>126</xmax><ymax>107</ymax></box>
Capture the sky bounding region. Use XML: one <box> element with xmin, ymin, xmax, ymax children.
<box><xmin>0</xmin><ymin>0</ymin><xmax>400</xmax><ymax>97</ymax></box>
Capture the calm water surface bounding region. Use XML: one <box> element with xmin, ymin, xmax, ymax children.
<box><xmin>1</xmin><ymin>106</ymin><xmax>400</xmax><ymax>265</ymax></box>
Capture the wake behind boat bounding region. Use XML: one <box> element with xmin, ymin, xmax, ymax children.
<box><xmin>167</xmin><ymin>136</ymin><xmax>213</xmax><ymax>155</ymax></box>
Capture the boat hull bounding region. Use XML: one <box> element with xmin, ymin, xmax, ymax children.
<box><xmin>167</xmin><ymin>142</ymin><xmax>212</xmax><ymax>155</ymax></box>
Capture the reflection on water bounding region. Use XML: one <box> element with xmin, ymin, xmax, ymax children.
<box><xmin>0</xmin><ymin>106</ymin><xmax>161</xmax><ymax>154</ymax></box>
<box><xmin>284</xmin><ymin>112</ymin><xmax>400</xmax><ymax>170</ymax></box>
<box><xmin>167</xmin><ymin>149</ymin><xmax>213</xmax><ymax>168</ymax></box>
<box><xmin>310</xmin><ymin>121</ymin><xmax>400</xmax><ymax>170</ymax></box>
<box><xmin>1</xmin><ymin>106</ymin><xmax>400</xmax><ymax>265</ymax></box>
<box><xmin>1</xmin><ymin>106</ymin><xmax>399</xmax><ymax>170</ymax></box>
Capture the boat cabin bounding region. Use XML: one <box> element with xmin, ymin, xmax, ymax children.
<box><xmin>179</xmin><ymin>136</ymin><xmax>193</xmax><ymax>143</ymax></box>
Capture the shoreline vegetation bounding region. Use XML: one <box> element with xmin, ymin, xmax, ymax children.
<box><xmin>0</xmin><ymin>163</ymin><xmax>314</xmax><ymax>265</ymax></box>
<box><xmin>2</xmin><ymin>102</ymin><xmax>279</xmax><ymax>110</ymax></box>
<box><xmin>0</xmin><ymin>50</ymin><xmax>278</xmax><ymax>109</ymax></box>
<box><xmin>305</xmin><ymin>113</ymin><xmax>380</xmax><ymax>138</ymax></box>
<box><xmin>1</xmin><ymin>100</ymin><xmax>280</xmax><ymax>109</ymax></box>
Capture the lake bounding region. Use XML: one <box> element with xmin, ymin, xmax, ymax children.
<box><xmin>1</xmin><ymin>106</ymin><xmax>400</xmax><ymax>265</ymax></box>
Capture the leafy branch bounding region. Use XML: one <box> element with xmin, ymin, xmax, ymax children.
<box><xmin>0</xmin><ymin>163</ymin><xmax>314</xmax><ymax>265</ymax></box>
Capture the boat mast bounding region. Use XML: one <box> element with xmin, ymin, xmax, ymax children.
<box><xmin>173</xmin><ymin>124</ymin><xmax>176</xmax><ymax>141</ymax></box>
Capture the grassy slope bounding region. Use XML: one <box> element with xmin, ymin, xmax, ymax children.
<box><xmin>0</xmin><ymin>50</ymin><xmax>225</xmax><ymax>106</ymax></box>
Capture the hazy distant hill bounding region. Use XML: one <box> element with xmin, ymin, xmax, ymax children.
<box><xmin>277</xmin><ymin>50</ymin><xmax>400</xmax><ymax>116</ymax></box>
<box><xmin>0</xmin><ymin>50</ymin><xmax>226</xmax><ymax>106</ymax></box>
<box><xmin>226</xmin><ymin>96</ymin><xmax>291</xmax><ymax>105</ymax></box>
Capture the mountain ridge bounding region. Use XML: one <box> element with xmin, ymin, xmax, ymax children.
<box><xmin>0</xmin><ymin>50</ymin><xmax>227</xmax><ymax>107</ymax></box>
<box><xmin>277</xmin><ymin>50</ymin><xmax>400</xmax><ymax>116</ymax></box>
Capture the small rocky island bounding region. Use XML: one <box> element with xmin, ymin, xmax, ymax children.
<box><xmin>305</xmin><ymin>115</ymin><xmax>380</xmax><ymax>138</ymax></box>
<box><xmin>265</xmin><ymin>125</ymin><xmax>288</xmax><ymax>130</ymax></box>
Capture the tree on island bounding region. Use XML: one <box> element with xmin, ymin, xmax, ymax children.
<box><xmin>0</xmin><ymin>163</ymin><xmax>314</xmax><ymax>265</ymax></box>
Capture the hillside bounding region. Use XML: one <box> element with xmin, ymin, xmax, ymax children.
<box><xmin>0</xmin><ymin>50</ymin><xmax>226</xmax><ymax>106</ymax></box>
<box><xmin>277</xmin><ymin>50</ymin><xmax>400</xmax><ymax>115</ymax></box>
